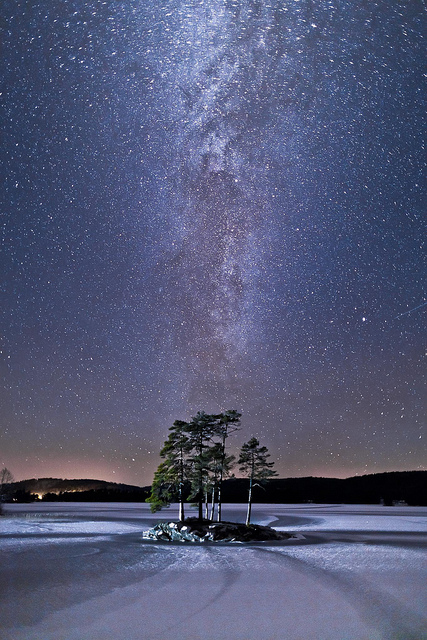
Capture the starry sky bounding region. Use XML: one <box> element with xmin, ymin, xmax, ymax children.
<box><xmin>1</xmin><ymin>0</ymin><xmax>426</xmax><ymax>485</ymax></box>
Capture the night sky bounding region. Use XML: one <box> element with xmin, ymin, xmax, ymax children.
<box><xmin>2</xmin><ymin>0</ymin><xmax>426</xmax><ymax>486</ymax></box>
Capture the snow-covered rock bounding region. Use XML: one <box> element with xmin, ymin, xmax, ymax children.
<box><xmin>143</xmin><ymin>519</ymin><xmax>292</xmax><ymax>543</ymax></box>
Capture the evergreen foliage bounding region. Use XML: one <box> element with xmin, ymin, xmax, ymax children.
<box><xmin>146</xmin><ymin>410</ymin><xmax>241</xmax><ymax>521</ymax></box>
<box><xmin>0</xmin><ymin>468</ymin><xmax>14</xmax><ymax>515</ymax></box>
<box><xmin>238</xmin><ymin>437</ymin><xmax>277</xmax><ymax>525</ymax></box>
<box><xmin>146</xmin><ymin>420</ymin><xmax>192</xmax><ymax>520</ymax></box>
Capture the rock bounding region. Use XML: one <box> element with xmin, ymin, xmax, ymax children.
<box><xmin>143</xmin><ymin>519</ymin><xmax>292</xmax><ymax>543</ymax></box>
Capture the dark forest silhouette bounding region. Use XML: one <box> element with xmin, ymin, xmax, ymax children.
<box><xmin>8</xmin><ymin>470</ymin><xmax>427</xmax><ymax>506</ymax></box>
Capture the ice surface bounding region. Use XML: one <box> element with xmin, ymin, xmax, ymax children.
<box><xmin>1</xmin><ymin>503</ymin><xmax>426</xmax><ymax>640</ymax></box>
<box><xmin>0</xmin><ymin>517</ymin><xmax>142</xmax><ymax>550</ymax></box>
<box><xmin>271</xmin><ymin>504</ymin><xmax>427</xmax><ymax>532</ymax></box>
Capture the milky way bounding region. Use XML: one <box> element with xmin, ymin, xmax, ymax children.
<box><xmin>1</xmin><ymin>0</ymin><xmax>426</xmax><ymax>484</ymax></box>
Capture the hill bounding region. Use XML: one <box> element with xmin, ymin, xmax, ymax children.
<box><xmin>10</xmin><ymin>477</ymin><xmax>150</xmax><ymax>502</ymax></box>
<box><xmin>8</xmin><ymin>470</ymin><xmax>427</xmax><ymax>505</ymax></box>
<box><xmin>221</xmin><ymin>470</ymin><xmax>427</xmax><ymax>506</ymax></box>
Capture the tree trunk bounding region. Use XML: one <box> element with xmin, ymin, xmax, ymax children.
<box><xmin>178</xmin><ymin>475</ymin><xmax>184</xmax><ymax>521</ymax></box>
<box><xmin>198</xmin><ymin>439</ymin><xmax>204</xmax><ymax>521</ymax></box>
<box><xmin>204</xmin><ymin>490</ymin><xmax>209</xmax><ymax>519</ymax></box>
<box><xmin>217</xmin><ymin>434</ymin><xmax>226</xmax><ymax>523</ymax></box>
<box><xmin>217</xmin><ymin>483</ymin><xmax>222</xmax><ymax>522</ymax></box>
<box><xmin>179</xmin><ymin>452</ymin><xmax>185</xmax><ymax>522</ymax></box>
<box><xmin>197</xmin><ymin>455</ymin><xmax>203</xmax><ymax>521</ymax></box>
<box><xmin>211</xmin><ymin>487</ymin><xmax>216</xmax><ymax>522</ymax></box>
<box><xmin>246</xmin><ymin>476</ymin><xmax>253</xmax><ymax>526</ymax></box>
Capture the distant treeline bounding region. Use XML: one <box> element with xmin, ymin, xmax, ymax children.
<box><xmin>10</xmin><ymin>478</ymin><xmax>150</xmax><ymax>503</ymax></box>
<box><xmin>221</xmin><ymin>471</ymin><xmax>427</xmax><ymax>506</ymax></box>
<box><xmin>7</xmin><ymin>470</ymin><xmax>427</xmax><ymax>506</ymax></box>
<box><xmin>36</xmin><ymin>488</ymin><xmax>150</xmax><ymax>502</ymax></box>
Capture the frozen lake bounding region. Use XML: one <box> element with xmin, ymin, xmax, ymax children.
<box><xmin>1</xmin><ymin>503</ymin><xmax>426</xmax><ymax>639</ymax></box>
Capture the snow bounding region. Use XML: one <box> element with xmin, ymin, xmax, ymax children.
<box><xmin>271</xmin><ymin>503</ymin><xmax>427</xmax><ymax>532</ymax></box>
<box><xmin>1</xmin><ymin>503</ymin><xmax>426</xmax><ymax>640</ymax></box>
<box><xmin>0</xmin><ymin>518</ymin><xmax>141</xmax><ymax>549</ymax></box>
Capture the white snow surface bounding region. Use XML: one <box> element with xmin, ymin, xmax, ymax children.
<box><xmin>1</xmin><ymin>503</ymin><xmax>426</xmax><ymax>640</ymax></box>
<box><xmin>273</xmin><ymin>503</ymin><xmax>427</xmax><ymax>532</ymax></box>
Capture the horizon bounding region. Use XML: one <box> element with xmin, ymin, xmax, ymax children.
<box><xmin>5</xmin><ymin>441</ymin><xmax>427</xmax><ymax>487</ymax></box>
<box><xmin>11</xmin><ymin>467</ymin><xmax>427</xmax><ymax>488</ymax></box>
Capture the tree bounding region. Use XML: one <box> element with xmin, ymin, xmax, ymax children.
<box><xmin>186</xmin><ymin>411</ymin><xmax>218</xmax><ymax>521</ymax></box>
<box><xmin>238</xmin><ymin>438</ymin><xmax>277</xmax><ymax>526</ymax></box>
<box><xmin>0</xmin><ymin>467</ymin><xmax>14</xmax><ymax>515</ymax></box>
<box><xmin>213</xmin><ymin>409</ymin><xmax>241</xmax><ymax>521</ymax></box>
<box><xmin>204</xmin><ymin>442</ymin><xmax>235</xmax><ymax>521</ymax></box>
<box><xmin>146</xmin><ymin>420</ymin><xmax>191</xmax><ymax>521</ymax></box>
<box><xmin>147</xmin><ymin>409</ymin><xmax>241</xmax><ymax>522</ymax></box>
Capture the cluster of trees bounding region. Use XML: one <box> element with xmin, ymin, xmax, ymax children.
<box><xmin>146</xmin><ymin>410</ymin><xmax>277</xmax><ymax>525</ymax></box>
<box><xmin>39</xmin><ymin>487</ymin><xmax>151</xmax><ymax>502</ymax></box>
<box><xmin>0</xmin><ymin>467</ymin><xmax>14</xmax><ymax>515</ymax></box>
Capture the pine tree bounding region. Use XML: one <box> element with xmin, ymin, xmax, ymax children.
<box><xmin>0</xmin><ymin>468</ymin><xmax>14</xmax><ymax>516</ymax></box>
<box><xmin>238</xmin><ymin>438</ymin><xmax>277</xmax><ymax>526</ymax></box>
<box><xmin>186</xmin><ymin>411</ymin><xmax>218</xmax><ymax>521</ymax></box>
<box><xmin>147</xmin><ymin>409</ymin><xmax>241</xmax><ymax>523</ymax></box>
<box><xmin>146</xmin><ymin>420</ymin><xmax>191</xmax><ymax>521</ymax></box>
<box><xmin>214</xmin><ymin>409</ymin><xmax>241</xmax><ymax>521</ymax></box>
<box><xmin>205</xmin><ymin>442</ymin><xmax>235</xmax><ymax>521</ymax></box>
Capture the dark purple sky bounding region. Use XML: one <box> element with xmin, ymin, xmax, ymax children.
<box><xmin>2</xmin><ymin>0</ymin><xmax>426</xmax><ymax>485</ymax></box>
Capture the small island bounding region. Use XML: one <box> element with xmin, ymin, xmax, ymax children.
<box><xmin>143</xmin><ymin>518</ymin><xmax>292</xmax><ymax>543</ymax></box>
<box><xmin>144</xmin><ymin>410</ymin><xmax>291</xmax><ymax>542</ymax></box>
